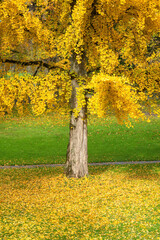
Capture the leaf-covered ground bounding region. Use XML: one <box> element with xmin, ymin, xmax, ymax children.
<box><xmin>1</xmin><ymin>164</ymin><xmax>160</xmax><ymax>239</ymax></box>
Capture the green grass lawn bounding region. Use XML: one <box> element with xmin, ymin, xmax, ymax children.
<box><xmin>1</xmin><ymin>164</ymin><xmax>160</xmax><ymax>239</ymax></box>
<box><xmin>0</xmin><ymin>115</ymin><xmax>160</xmax><ymax>166</ymax></box>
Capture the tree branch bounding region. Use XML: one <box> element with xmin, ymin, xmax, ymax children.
<box><xmin>33</xmin><ymin>65</ymin><xmax>42</xmax><ymax>76</ymax></box>
<box><xmin>0</xmin><ymin>57</ymin><xmax>100</xmax><ymax>80</ymax></box>
<box><xmin>0</xmin><ymin>58</ymin><xmax>66</xmax><ymax>71</ymax></box>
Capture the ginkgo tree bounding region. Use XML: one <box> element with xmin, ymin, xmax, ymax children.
<box><xmin>0</xmin><ymin>0</ymin><xmax>160</xmax><ymax>178</ymax></box>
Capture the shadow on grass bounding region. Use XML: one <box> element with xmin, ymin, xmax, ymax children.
<box><xmin>1</xmin><ymin>164</ymin><xmax>160</xmax><ymax>184</ymax></box>
<box><xmin>0</xmin><ymin>167</ymin><xmax>65</xmax><ymax>184</ymax></box>
<box><xmin>121</xmin><ymin>163</ymin><xmax>160</xmax><ymax>180</ymax></box>
<box><xmin>89</xmin><ymin>163</ymin><xmax>160</xmax><ymax>180</ymax></box>
<box><xmin>89</xmin><ymin>165</ymin><xmax>111</xmax><ymax>176</ymax></box>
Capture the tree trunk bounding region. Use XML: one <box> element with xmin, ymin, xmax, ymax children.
<box><xmin>66</xmin><ymin>53</ymin><xmax>88</xmax><ymax>178</ymax></box>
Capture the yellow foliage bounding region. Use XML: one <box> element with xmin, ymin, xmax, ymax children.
<box><xmin>0</xmin><ymin>0</ymin><xmax>160</xmax><ymax>122</ymax></box>
<box><xmin>0</xmin><ymin>72</ymin><xmax>72</xmax><ymax>117</ymax></box>
<box><xmin>88</xmin><ymin>73</ymin><xmax>145</xmax><ymax>124</ymax></box>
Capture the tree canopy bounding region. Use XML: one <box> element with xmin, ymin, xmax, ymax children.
<box><xmin>0</xmin><ymin>0</ymin><xmax>160</xmax><ymax>119</ymax></box>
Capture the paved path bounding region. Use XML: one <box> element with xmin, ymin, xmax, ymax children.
<box><xmin>0</xmin><ymin>160</ymin><xmax>160</xmax><ymax>169</ymax></box>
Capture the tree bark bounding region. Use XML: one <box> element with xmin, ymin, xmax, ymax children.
<box><xmin>66</xmin><ymin>53</ymin><xmax>88</xmax><ymax>178</ymax></box>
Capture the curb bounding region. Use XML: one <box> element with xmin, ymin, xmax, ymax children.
<box><xmin>0</xmin><ymin>160</ymin><xmax>160</xmax><ymax>169</ymax></box>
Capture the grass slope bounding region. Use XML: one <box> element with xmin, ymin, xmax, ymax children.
<box><xmin>88</xmin><ymin>117</ymin><xmax>160</xmax><ymax>163</ymax></box>
<box><xmin>1</xmin><ymin>164</ymin><xmax>160</xmax><ymax>239</ymax></box>
<box><xmin>0</xmin><ymin>116</ymin><xmax>160</xmax><ymax>165</ymax></box>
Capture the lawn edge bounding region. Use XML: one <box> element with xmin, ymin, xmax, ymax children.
<box><xmin>0</xmin><ymin>160</ymin><xmax>160</xmax><ymax>169</ymax></box>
